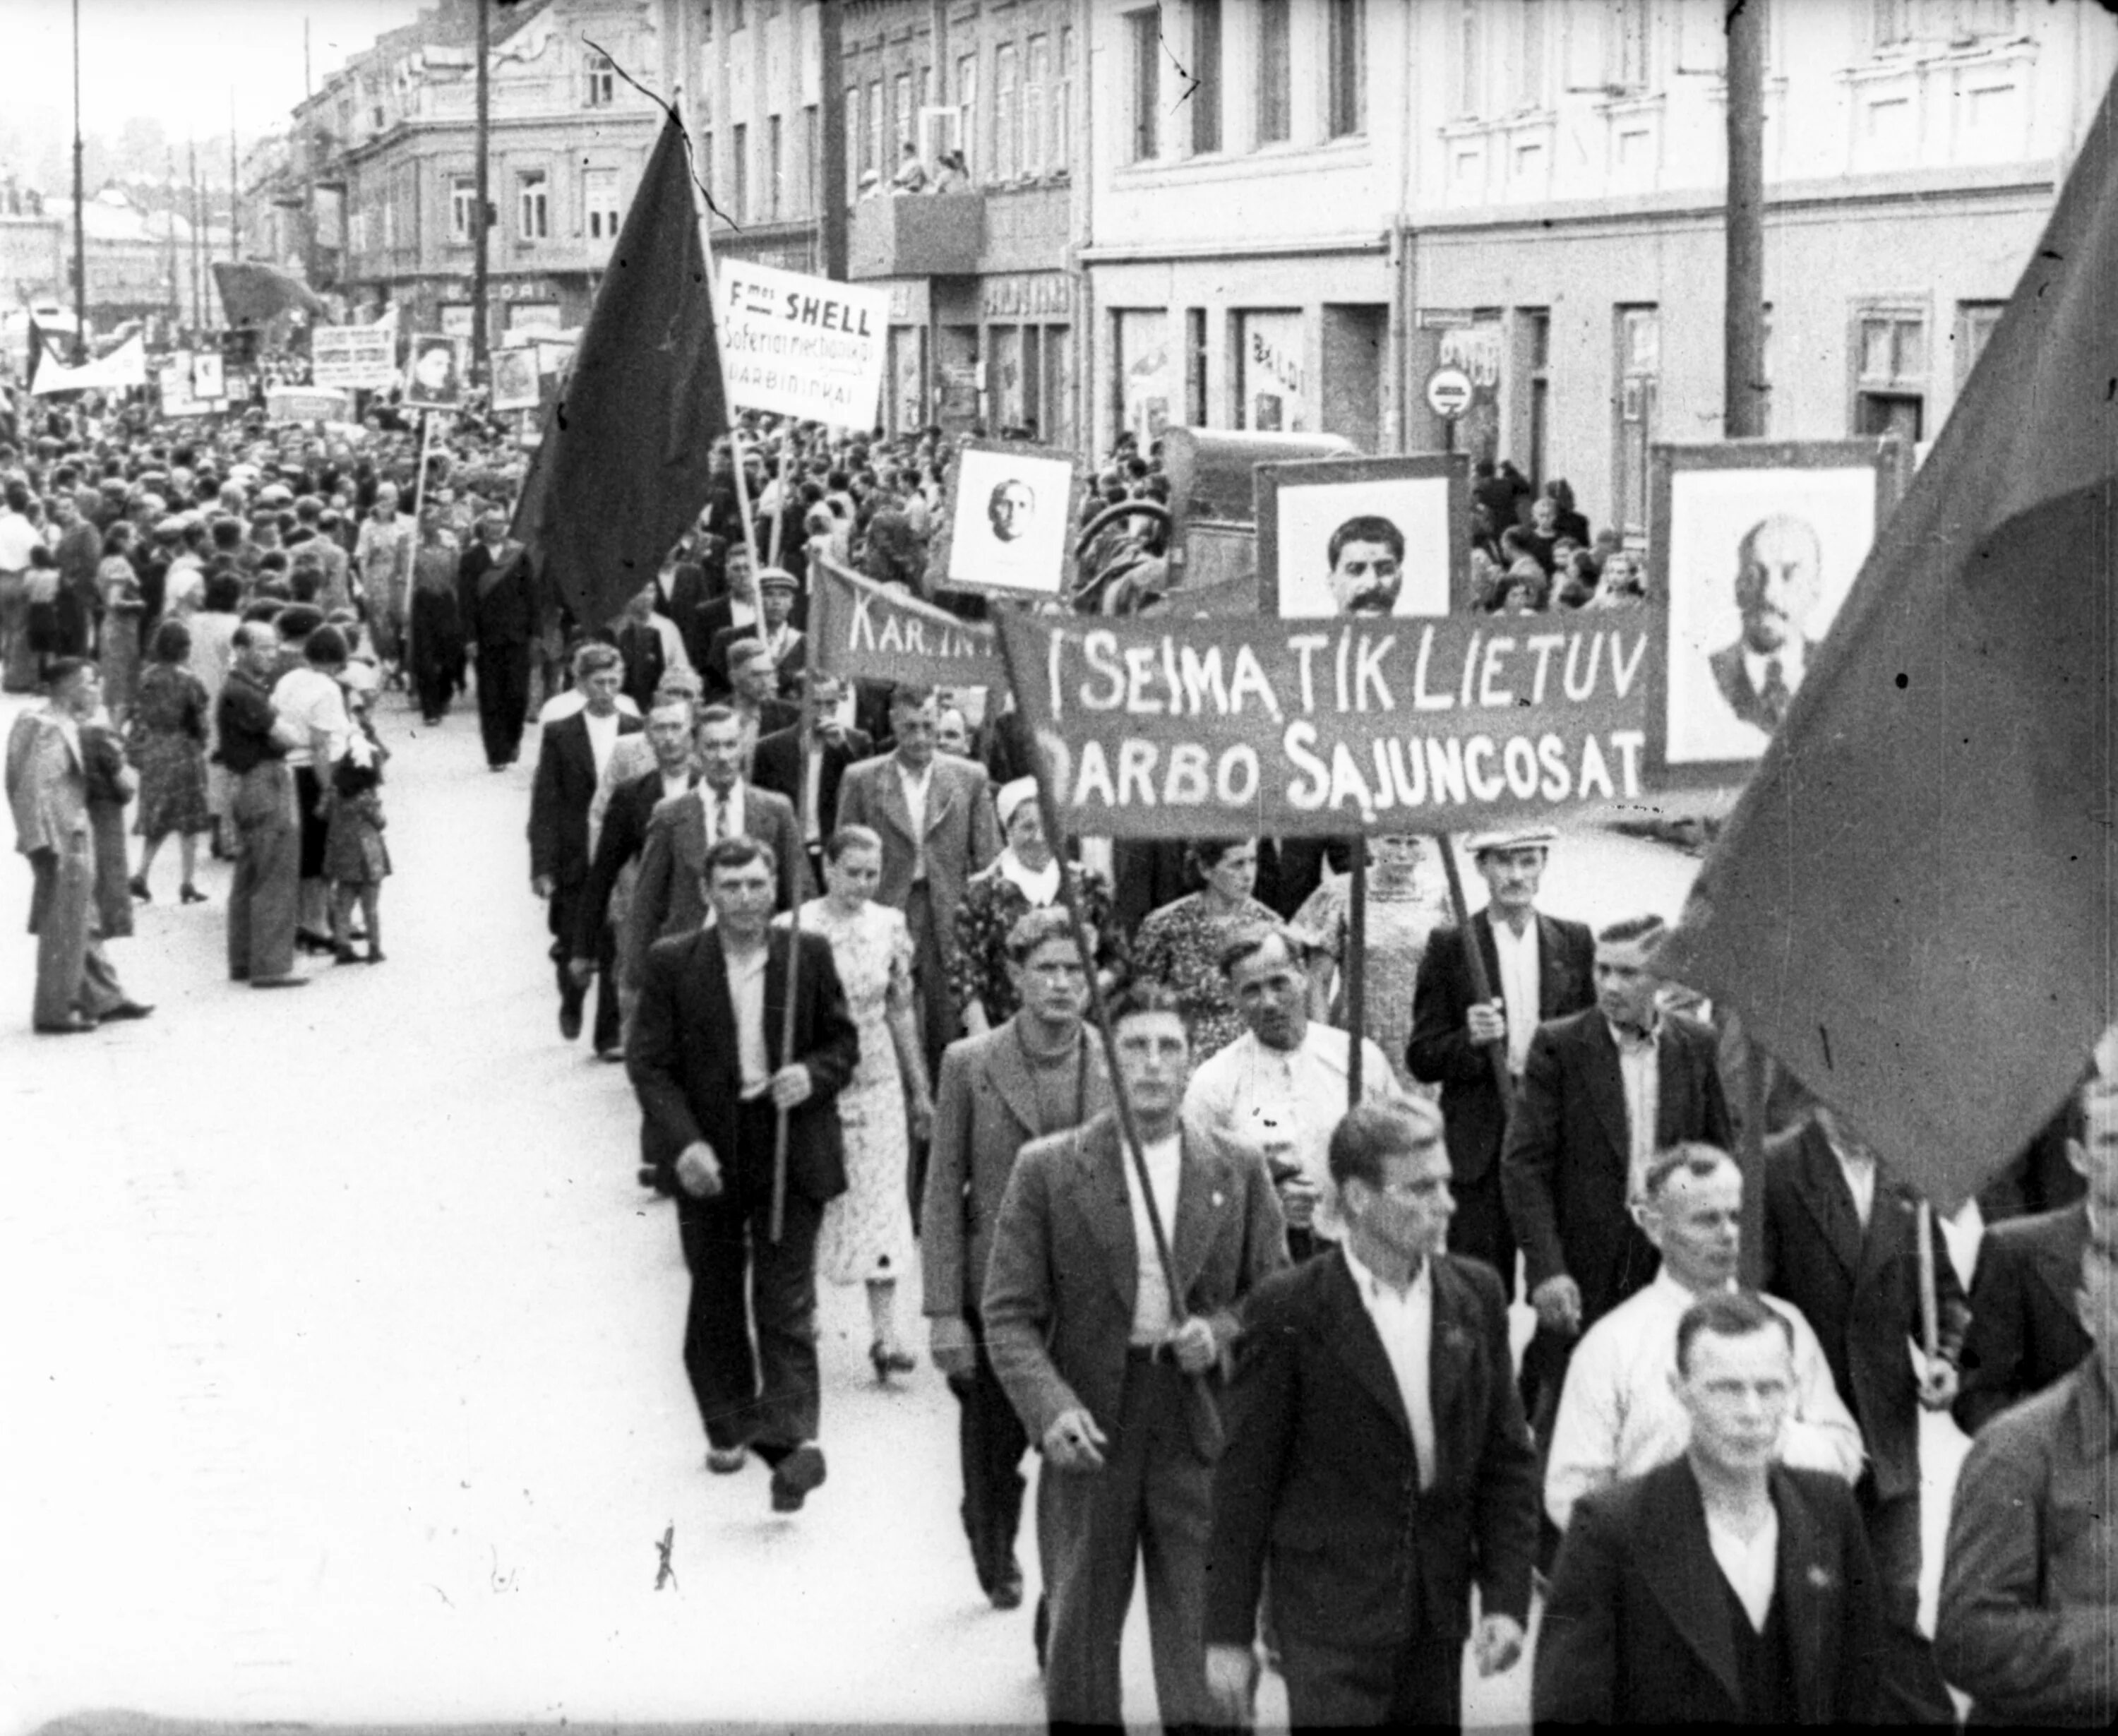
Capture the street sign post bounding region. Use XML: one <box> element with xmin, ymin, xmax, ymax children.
<box><xmin>1425</xmin><ymin>364</ymin><xmax>1475</xmax><ymax>454</ymax></box>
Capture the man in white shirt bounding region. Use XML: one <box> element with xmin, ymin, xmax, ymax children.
<box><xmin>983</xmin><ymin>982</ymin><xmax>1287</xmax><ymax>1735</ymax></box>
<box><xmin>1185</xmin><ymin>926</ymin><xmax>1401</xmax><ymax>1259</ymax></box>
<box><xmin>0</xmin><ymin>479</ymin><xmax>47</xmax><ymax>693</ymax></box>
<box><xmin>269</xmin><ymin>622</ymin><xmax>354</xmax><ymax>947</ymax></box>
<box><xmin>1204</xmin><ymin>1100</ymin><xmax>1538</xmax><ymax>1730</ymax></box>
<box><xmin>1543</xmin><ymin>1142</ymin><xmax>1863</xmax><ymax>1534</ymax></box>
<box><xmin>353</xmin><ymin>483</ymin><xmax>416</xmax><ymax>679</ymax></box>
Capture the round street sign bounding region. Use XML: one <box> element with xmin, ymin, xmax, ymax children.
<box><xmin>1425</xmin><ymin>364</ymin><xmax>1475</xmax><ymax>419</ymax></box>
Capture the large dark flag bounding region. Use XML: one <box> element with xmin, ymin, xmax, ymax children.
<box><xmin>211</xmin><ymin>261</ymin><xmax>328</xmax><ymax>326</ymax></box>
<box><xmin>1658</xmin><ymin>82</ymin><xmax>2117</xmax><ymax>1211</ymax></box>
<box><xmin>510</xmin><ymin>114</ymin><xmax>727</xmax><ymax>627</ymax></box>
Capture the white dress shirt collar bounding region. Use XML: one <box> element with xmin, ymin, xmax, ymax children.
<box><xmin>1340</xmin><ymin>1243</ymin><xmax>1437</xmax><ymax>1490</ymax></box>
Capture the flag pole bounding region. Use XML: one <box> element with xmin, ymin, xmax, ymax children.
<box><xmin>996</xmin><ymin>611</ymin><xmax>1185</xmax><ymax>1323</ymax></box>
<box><xmin>1436</xmin><ymin>830</ymin><xmax>1514</xmax><ymax>1112</ymax></box>
<box><xmin>1916</xmin><ymin>1199</ymin><xmax>1940</xmax><ymax>1365</ymax></box>
<box><xmin>767</xmin><ymin>435</ymin><xmax>792</xmax><ymax>570</ymax></box>
<box><xmin>405</xmin><ymin>407</ymin><xmax>437</xmax><ymax>691</ymax></box>
<box><xmin>675</xmin><ymin>104</ymin><xmax>796</xmax><ymax>1240</ymax></box>
<box><xmin>1345</xmin><ymin>835</ymin><xmax>1368</xmax><ymax>1106</ymax></box>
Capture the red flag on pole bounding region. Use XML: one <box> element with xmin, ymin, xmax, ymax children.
<box><xmin>510</xmin><ymin>114</ymin><xmax>728</xmax><ymax>628</ymax></box>
<box><xmin>1656</xmin><ymin>80</ymin><xmax>2118</xmax><ymax>1213</ymax></box>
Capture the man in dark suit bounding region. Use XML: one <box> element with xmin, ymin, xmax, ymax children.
<box><xmin>1204</xmin><ymin>1099</ymin><xmax>1540</xmax><ymax>1730</ymax></box>
<box><xmin>527</xmin><ymin>644</ymin><xmax>642</xmax><ymax>1051</ymax></box>
<box><xmin>1761</xmin><ymin>1096</ymin><xmax>1967</xmax><ymax>1723</ymax></box>
<box><xmin>1536</xmin><ymin>1289</ymin><xmax>1884</xmax><ymax>1725</ymax></box>
<box><xmin>653</xmin><ymin>548</ymin><xmax>713</xmax><ymax>670</ymax></box>
<box><xmin>1501</xmin><ymin>913</ymin><xmax>1733</xmax><ymax>1432</ymax></box>
<box><xmin>627</xmin><ymin>834</ymin><xmax>859</xmax><ymax>1511</ymax></box>
<box><xmin>1407</xmin><ymin>825</ymin><xmax>1596</xmax><ymax>1286</ymax></box>
<box><xmin>459</xmin><ymin>513</ymin><xmax>538</xmax><ymax>771</ymax></box>
<box><xmin>750</xmin><ymin>671</ymin><xmax>871</xmax><ymax>886</ymax></box>
<box><xmin>627</xmin><ymin>704</ymin><xmax>812</xmax><ymax>966</ymax></box>
<box><xmin>568</xmin><ymin>694</ymin><xmax>700</xmax><ymax>1067</ymax></box>
<box><xmin>922</xmin><ymin>906</ymin><xmax>1113</xmax><ymax>1613</ymax></box>
<box><xmin>983</xmin><ymin>982</ymin><xmax>1286</xmax><ymax>1734</ymax></box>
<box><xmin>1955</xmin><ymin>1079</ymin><xmax>2110</xmax><ymax>1434</ymax></box>
<box><xmin>707</xmin><ymin>567</ymin><xmax>805</xmax><ymax>701</ymax></box>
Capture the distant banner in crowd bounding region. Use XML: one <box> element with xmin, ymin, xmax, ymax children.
<box><xmin>719</xmin><ymin>261</ymin><xmax>888</xmax><ymax>425</ymax></box>
<box><xmin>810</xmin><ymin>556</ymin><xmax>1005</xmax><ymax>688</ymax></box>
<box><xmin>30</xmin><ymin>333</ymin><xmax>147</xmax><ymax>397</ymax></box>
<box><xmin>995</xmin><ymin>609</ymin><xmax>1656</xmax><ymax>839</ymax></box>
<box><xmin>311</xmin><ymin>325</ymin><xmax>398</xmax><ymax>390</ymax></box>
<box><xmin>264</xmin><ymin>387</ymin><xmax>352</xmax><ymax>424</ymax></box>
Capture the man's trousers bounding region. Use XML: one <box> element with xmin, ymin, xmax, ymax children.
<box><xmin>675</xmin><ymin>1104</ymin><xmax>825</xmax><ymax>1460</ymax></box>
<box><xmin>1038</xmin><ymin>1355</ymin><xmax>1216</xmax><ymax>1732</ymax></box>
<box><xmin>475</xmin><ymin>642</ymin><xmax>532</xmax><ymax>768</ymax></box>
<box><xmin>227</xmin><ymin>761</ymin><xmax>299</xmax><ymax>982</ymax></box>
<box><xmin>950</xmin><ymin>1305</ymin><xmax>1031</xmax><ymax>1595</ymax></box>
<box><xmin>27</xmin><ymin>836</ymin><xmax>124</xmax><ymax>1026</ymax></box>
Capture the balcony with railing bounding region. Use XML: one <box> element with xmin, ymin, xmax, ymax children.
<box><xmin>846</xmin><ymin>192</ymin><xmax>984</xmax><ymax>280</ymax></box>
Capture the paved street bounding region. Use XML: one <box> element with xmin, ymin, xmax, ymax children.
<box><xmin>0</xmin><ymin>690</ymin><xmax>1968</xmax><ymax>1732</ymax></box>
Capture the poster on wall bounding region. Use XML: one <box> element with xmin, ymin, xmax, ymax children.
<box><xmin>929</xmin><ymin>438</ymin><xmax>1078</xmax><ymax>600</ymax></box>
<box><xmin>1646</xmin><ymin>439</ymin><xmax>1891</xmax><ymax>785</ymax></box>
<box><xmin>1255</xmin><ymin>455</ymin><xmax>1469</xmax><ymax>619</ymax></box>
<box><xmin>1115</xmin><ymin>309</ymin><xmax>1170</xmax><ymax>443</ymax></box>
<box><xmin>1240</xmin><ymin>310</ymin><xmax>1308</xmax><ymax>434</ymax></box>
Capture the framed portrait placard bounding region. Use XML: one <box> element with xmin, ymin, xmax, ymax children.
<box><xmin>402</xmin><ymin>333</ymin><xmax>464</xmax><ymax>410</ymax></box>
<box><xmin>1255</xmin><ymin>454</ymin><xmax>1468</xmax><ymax>620</ymax></box>
<box><xmin>489</xmin><ymin>345</ymin><xmax>541</xmax><ymax>412</ymax></box>
<box><xmin>929</xmin><ymin>437</ymin><xmax>1080</xmax><ymax>601</ymax></box>
<box><xmin>1645</xmin><ymin>439</ymin><xmax>1893</xmax><ymax>788</ymax></box>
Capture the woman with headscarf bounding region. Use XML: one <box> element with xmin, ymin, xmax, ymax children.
<box><xmin>951</xmin><ymin>777</ymin><xmax>1123</xmax><ymax>1036</ymax></box>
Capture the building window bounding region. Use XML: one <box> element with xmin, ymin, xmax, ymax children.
<box><xmin>1614</xmin><ymin>305</ymin><xmax>1660</xmax><ymax>539</ymax></box>
<box><xmin>995</xmin><ymin>44</ymin><xmax>1021</xmax><ymax>179</ymax></box>
<box><xmin>846</xmin><ymin>84</ymin><xmax>861</xmax><ymax>189</ymax></box>
<box><xmin>583</xmin><ymin>166</ymin><xmax>621</xmax><ymax>240</ymax></box>
<box><xmin>732</xmin><ymin>122</ymin><xmax>748</xmax><ymax>222</ymax></box>
<box><xmin>1192</xmin><ymin>1</ymin><xmax>1223</xmax><ymax>154</ymax></box>
<box><xmin>730</xmin><ymin>0</ymin><xmax>747</xmax><ymax>28</ymax></box>
<box><xmin>895</xmin><ymin>72</ymin><xmax>914</xmax><ymax>152</ymax></box>
<box><xmin>767</xmin><ymin>115</ymin><xmax>783</xmax><ymax>219</ymax></box>
<box><xmin>1238</xmin><ymin>309</ymin><xmax>1307</xmax><ymax>431</ymax></box>
<box><xmin>1610</xmin><ymin>0</ymin><xmax>1653</xmax><ymax>91</ymax></box>
<box><xmin>517</xmin><ymin>169</ymin><xmax>549</xmax><ymax>241</ymax></box>
<box><xmin>449</xmin><ymin>174</ymin><xmax>477</xmax><ymax>243</ymax></box>
<box><xmin>1877</xmin><ymin>0</ymin><xmax>2017</xmax><ymax>49</ymax></box>
<box><xmin>1956</xmin><ymin>299</ymin><xmax>2004</xmax><ymax>386</ymax></box>
<box><xmin>1855</xmin><ymin>304</ymin><xmax>1927</xmax><ymax>441</ymax></box>
<box><xmin>803</xmin><ymin>104</ymin><xmax>819</xmax><ymax>212</ymax></box>
<box><xmin>1128</xmin><ymin>11</ymin><xmax>1160</xmax><ymax>162</ymax></box>
<box><xmin>1055</xmin><ymin>28</ymin><xmax>1074</xmax><ymax>170</ymax></box>
<box><xmin>585</xmin><ymin>50</ymin><xmax>615</xmax><ymax>107</ymax></box>
<box><xmin>957</xmin><ymin>53</ymin><xmax>979</xmax><ymax>174</ymax></box>
<box><xmin>1185</xmin><ymin>307</ymin><xmax>1209</xmax><ymax>426</ymax></box>
<box><xmin>1514</xmin><ymin>0</ymin><xmax>1547</xmax><ymax>111</ymax></box>
<box><xmin>1256</xmin><ymin>0</ymin><xmax>1292</xmax><ymax>145</ymax></box>
<box><xmin>1025</xmin><ymin>35</ymin><xmax>1050</xmax><ymax>176</ymax></box>
<box><xmin>1454</xmin><ymin>0</ymin><xmax>1483</xmax><ymax>118</ymax></box>
<box><xmin>868</xmin><ymin>80</ymin><xmax>884</xmax><ymax>182</ymax></box>
<box><xmin>1327</xmin><ymin>0</ymin><xmax>1365</xmax><ymax>138</ymax></box>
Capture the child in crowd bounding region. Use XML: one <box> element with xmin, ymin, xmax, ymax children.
<box><xmin>324</xmin><ymin>668</ymin><xmax>391</xmax><ymax>964</ymax></box>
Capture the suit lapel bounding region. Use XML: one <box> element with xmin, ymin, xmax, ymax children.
<box><xmin>2033</xmin><ymin>1202</ymin><xmax>2091</xmax><ymax>1319</ymax></box>
<box><xmin>764</xmin><ymin>929</ymin><xmax>791</xmax><ymax>1069</ymax></box>
<box><xmin>924</xmin><ymin>761</ymin><xmax>961</xmax><ymax>838</ymax></box>
<box><xmin>1771</xmin><ymin>1466</ymin><xmax>1837</xmax><ymax>1723</ymax></box>
<box><xmin>1079</xmin><ymin>1120</ymin><xmax>1139</xmax><ymax>1315</ymax></box>
<box><xmin>1583</xmin><ymin>1017</ymin><xmax>1634</xmax><ymax>1166</ymax></box>
<box><xmin>872</xmin><ymin>761</ymin><xmax>919</xmax><ymax>846</ymax></box>
<box><xmin>1652</xmin><ymin>1023</ymin><xmax>1695</xmax><ymax>1149</ymax></box>
<box><xmin>1168</xmin><ymin>1132</ymin><xmax>1228</xmax><ymax>1298</ymax></box>
<box><xmin>693</xmin><ymin>931</ymin><xmax>736</xmax><ymax>1075</ymax></box>
<box><xmin>1473</xmin><ymin>910</ymin><xmax>1502</xmax><ymax>1005</ymax></box>
<box><xmin>1639</xmin><ymin>1463</ymin><xmax>1744</xmax><ymax>1713</ymax></box>
<box><xmin>1791</xmin><ymin>1129</ymin><xmax>1865</xmax><ymax>1279</ymax></box>
<box><xmin>1320</xmin><ymin>1251</ymin><xmax>1413</xmax><ymax>1441</ymax></box>
<box><xmin>983</xmin><ymin>1023</ymin><xmax>1050</xmax><ymax>1141</ymax></box>
<box><xmin>1428</xmin><ymin>1259</ymin><xmax>1480</xmax><ymax>1483</ymax></box>
<box><xmin>1534</xmin><ymin>914</ymin><xmax>1574</xmax><ymax>1018</ymax></box>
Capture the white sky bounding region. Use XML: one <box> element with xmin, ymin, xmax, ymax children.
<box><xmin>11</xmin><ymin>0</ymin><xmax>431</xmax><ymax>150</ymax></box>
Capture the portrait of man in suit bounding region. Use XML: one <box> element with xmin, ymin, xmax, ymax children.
<box><xmin>626</xmin><ymin>835</ymin><xmax>858</xmax><ymax>1514</ymax></box>
<box><xmin>1323</xmin><ymin>512</ymin><xmax>1406</xmax><ymax>617</ymax></box>
<box><xmin>1204</xmin><ymin>1099</ymin><xmax>1539</xmax><ymax>1730</ymax></box>
<box><xmin>982</xmin><ymin>981</ymin><xmax>1286</xmax><ymax>1734</ymax></box>
<box><xmin>1707</xmin><ymin>514</ymin><xmax>1823</xmax><ymax>735</ymax></box>
<box><xmin>1536</xmin><ymin>1290</ymin><xmax>1885</xmax><ymax>1725</ymax></box>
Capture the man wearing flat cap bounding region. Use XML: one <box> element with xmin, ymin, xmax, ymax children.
<box><xmin>709</xmin><ymin>567</ymin><xmax>805</xmax><ymax>702</ymax></box>
<box><xmin>1407</xmin><ymin>825</ymin><xmax>1595</xmax><ymax>1291</ymax></box>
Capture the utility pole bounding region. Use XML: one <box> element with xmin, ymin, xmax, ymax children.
<box><xmin>229</xmin><ymin>90</ymin><xmax>241</xmax><ymax>260</ymax></box>
<box><xmin>189</xmin><ymin>137</ymin><xmax>204</xmax><ymax>335</ymax></box>
<box><xmin>471</xmin><ymin>0</ymin><xmax>491</xmax><ymax>383</ymax></box>
<box><xmin>71</xmin><ymin>0</ymin><xmax>88</xmax><ymax>359</ymax></box>
<box><xmin>166</xmin><ymin>146</ymin><xmax>181</xmax><ymax>340</ymax></box>
<box><xmin>818</xmin><ymin>0</ymin><xmax>846</xmax><ymax>280</ymax></box>
<box><xmin>1723</xmin><ymin>0</ymin><xmax>1767</xmax><ymax>438</ymax></box>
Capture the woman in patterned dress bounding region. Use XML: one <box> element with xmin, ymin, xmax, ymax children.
<box><xmin>1293</xmin><ymin>833</ymin><xmax>1453</xmax><ymax>1094</ymax></box>
<box><xmin>794</xmin><ymin>824</ymin><xmax>936</xmax><ymax>1382</ymax></box>
<box><xmin>1130</xmin><ymin>837</ymin><xmax>1281</xmax><ymax>1062</ymax></box>
<box><xmin>127</xmin><ymin>618</ymin><xmax>214</xmax><ymax>904</ymax></box>
<box><xmin>951</xmin><ymin>777</ymin><xmax>1124</xmax><ymax>1036</ymax></box>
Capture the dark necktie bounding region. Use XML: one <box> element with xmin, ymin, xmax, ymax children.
<box><xmin>1759</xmin><ymin>657</ymin><xmax>1790</xmax><ymax>727</ymax></box>
<box><xmin>714</xmin><ymin>791</ymin><xmax>731</xmax><ymax>844</ymax></box>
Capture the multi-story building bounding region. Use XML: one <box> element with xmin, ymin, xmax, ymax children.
<box><xmin>666</xmin><ymin>0</ymin><xmax>1082</xmax><ymax>442</ymax></box>
<box><xmin>297</xmin><ymin>0</ymin><xmax>664</xmax><ymax>342</ymax></box>
<box><xmin>45</xmin><ymin>186</ymin><xmax>227</xmax><ymax>337</ymax></box>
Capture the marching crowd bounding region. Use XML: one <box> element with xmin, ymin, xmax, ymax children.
<box><xmin>8</xmin><ymin>384</ymin><xmax>2115</xmax><ymax>1728</ymax></box>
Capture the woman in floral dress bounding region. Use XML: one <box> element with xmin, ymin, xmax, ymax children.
<box><xmin>128</xmin><ymin>618</ymin><xmax>214</xmax><ymax>904</ymax></box>
<box><xmin>951</xmin><ymin>777</ymin><xmax>1125</xmax><ymax>1036</ymax></box>
<box><xmin>1130</xmin><ymin>837</ymin><xmax>1281</xmax><ymax>1062</ymax></box>
<box><xmin>794</xmin><ymin>824</ymin><xmax>936</xmax><ymax>1382</ymax></box>
<box><xmin>1293</xmin><ymin>833</ymin><xmax>1453</xmax><ymax>1093</ymax></box>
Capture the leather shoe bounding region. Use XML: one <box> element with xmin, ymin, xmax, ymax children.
<box><xmin>989</xmin><ymin>1558</ymin><xmax>1024</xmax><ymax>1611</ymax></box>
<box><xmin>251</xmin><ymin>974</ymin><xmax>309</xmax><ymax>990</ymax></box>
<box><xmin>100</xmin><ymin>1001</ymin><xmax>154</xmax><ymax>1022</ymax></box>
<box><xmin>558</xmin><ymin>994</ymin><xmax>584</xmax><ymax>1041</ymax></box>
<box><xmin>595</xmin><ymin>1045</ymin><xmax>626</xmax><ymax>1063</ymax></box>
<box><xmin>769</xmin><ymin>1442</ymin><xmax>827</xmax><ymax>1512</ymax></box>
<box><xmin>35</xmin><ymin>1014</ymin><xmax>97</xmax><ymax>1034</ymax></box>
<box><xmin>705</xmin><ymin>1444</ymin><xmax>750</xmax><ymax>1475</ymax></box>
